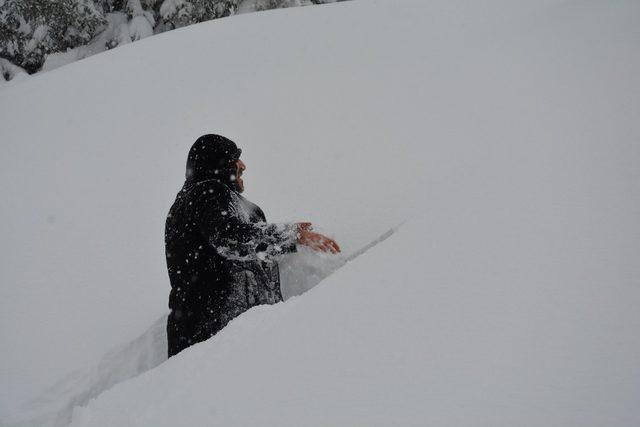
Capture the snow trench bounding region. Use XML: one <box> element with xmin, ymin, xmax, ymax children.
<box><xmin>4</xmin><ymin>317</ymin><xmax>166</xmax><ymax>427</ymax></box>
<box><xmin>6</xmin><ymin>226</ymin><xmax>398</xmax><ymax>427</ymax></box>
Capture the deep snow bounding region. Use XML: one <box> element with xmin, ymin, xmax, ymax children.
<box><xmin>71</xmin><ymin>215</ymin><xmax>640</xmax><ymax>426</ymax></box>
<box><xmin>1</xmin><ymin>0</ymin><xmax>639</xmax><ymax>425</ymax></box>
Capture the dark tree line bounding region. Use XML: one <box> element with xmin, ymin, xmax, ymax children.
<box><xmin>0</xmin><ymin>0</ymin><xmax>342</xmax><ymax>77</ymax></box>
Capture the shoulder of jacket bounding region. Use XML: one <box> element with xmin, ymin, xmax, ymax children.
<box><xmin>189</xmin><ymin>179</ymin><xmax>228</xmax><ymax>194</ymax></box>
<box><xmin>189</xmin><ymin>180</ymin><xmax>232</xmax><ymax>206</ymax></box>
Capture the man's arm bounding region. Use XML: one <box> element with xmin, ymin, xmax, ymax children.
<box><xmin>213</xmin><ymin>221</ymin><xmax>299</xmax><ymax>262</ymax></box>
<box><xmin>195</xmin><ymin>183</ymin><xmax>298</xmax><ymax>261</ymax></box>
<box><xmin>195</xmin><ymin>182</ymin><xmax>340</xmax><ymax>260</ymax></box>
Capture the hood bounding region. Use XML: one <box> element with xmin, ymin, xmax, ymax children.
<box><xmin>185</xmin><ymin>134</ymin><xmax>242</xmax><ymax>190</ymax></box>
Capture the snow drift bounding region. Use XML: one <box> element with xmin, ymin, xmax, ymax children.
<box><xmin>1</xmin><ymin>0</ymin><xmax>639</xmax><ymax>425</ymax></box>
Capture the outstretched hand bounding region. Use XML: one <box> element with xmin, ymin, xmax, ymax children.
<box><xmin>297</xmin><ymin>222</ymin><xmax>341</xmax><ymax>254</ymax></box>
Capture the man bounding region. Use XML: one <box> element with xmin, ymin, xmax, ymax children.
<box><xmin>165</xmin><ymin>134</ymin><xmax>340</xmax><ymax>357</ymax></box>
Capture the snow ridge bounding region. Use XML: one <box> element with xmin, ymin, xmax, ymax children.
<box><xmin>4</xmin><ymin>317</ymin><xmax>166</xmax><ymax>427</ymax></box>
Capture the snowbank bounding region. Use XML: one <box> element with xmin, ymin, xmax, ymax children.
<box><xmin>1</xmin><ymin>0</ymin><xmax>639</xmax><ymax>425</ymax></box>
<box><xmin>70</xmin><ymin>214</ymin><xmax>640</xmax><ymax>426</ymax></box>
<box><xmin>3</xmin><ymin>317</ymin><xmax>166</xmax><ymax>427</ymax></box>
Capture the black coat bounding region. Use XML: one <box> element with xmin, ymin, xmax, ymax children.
<box><xmin>165</xmin><ymin>135</ymin><xmax>297</xmax><ymax>357</ymax></box>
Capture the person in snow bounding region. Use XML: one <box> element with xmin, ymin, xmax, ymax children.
<box><xmin>165</xmin><ymin>134</ymin><xmax>340</xmax><ymax>357</ymax></box>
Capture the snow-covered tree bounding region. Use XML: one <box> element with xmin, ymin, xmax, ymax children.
<box><xmin>0</xmin><ymin>56</ymin><xmax>27</xmax><ymax>83</ymax></box>
<box><xmin>0</xmin><ymin>0</ymin><xmax>349</xmax><ymax>75</ymax></box>
<box><xmin>0</xmin><ymin>0</ymin><xmax>105</xmax><ymax>73</ymax></box>
<box><xmin>253</xmin><ymin>0</ymin><xmax>307</xmax><ymax>11</ymax></box>
<box><xmin>125</xmin><ymin>0</ymin><xmax>155</xmax><ymax>40</ymax></box>
<box><xmin>246</xmin><ymin>0</ymin><xmax>341</xmax><ymax>13</ymax></box>
<box><xmin>158</xmin><ymin>0</ymin><xmax>194</xmax><ymax>29</ymax></box>
<box><xmin>160</xmin><ymin>0</ymin><xmax>239</xmax><ymax>30</ymax></box>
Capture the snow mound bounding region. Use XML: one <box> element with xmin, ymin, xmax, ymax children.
<box><xmin>3</xmin><ymin>317</ymin><xmax>166</xmax><ymax>427</ymax></box>
<box><xmin>3</xmin><ymin>248</ymin><xmax>346</xmax><ymax>427</ymax></box>
<box><xmin>72</xmin><ymin>215</ymin><xmax>640</xmax><ymax>426</ymax></box>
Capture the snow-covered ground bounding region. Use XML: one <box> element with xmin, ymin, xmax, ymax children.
<box><xmin>1</xmin><ymin>0</ymin><xmax>639</xmax><ymax>425</ymax></box>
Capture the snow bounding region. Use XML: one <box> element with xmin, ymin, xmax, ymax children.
<box><xmin>3</xmin><ymin>317</ymin><xmax>166</xmax><ymax>427</ymax></box>
<box><xmin>69</xmin><ymin>215</ymin><xmax>640</xmax><ymax>426</ymax></box>
<box><xmin>1</xmin><ymin>0</ymin><xmax>639</xmax><ymax>425</ymax></box>
<box><xmin>41</xmin><ymin>50</ymin><xmax>83</xmax><ymax>73</ymax></box>
<box><xmin>0</xmin><ymin>58</ymin><xmax>29</xmax><ymax>87</ymax></box>
<box><xmin>128</xmin><ymin>15</ymin><xmax>154</xmax><ymax>41</ymax></box>
<box><xmin>40</xmin><ymin>13</ymin><xmax>132</xmax><ymax>73</ymax></box>
<box><xmin>159</xmin><ymin>0</ymin><xmax>190</xmax><ymax>20</ymax></box>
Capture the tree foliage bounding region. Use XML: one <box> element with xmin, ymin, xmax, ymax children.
<box><xmin>0</xmin><ymin>0</ymin><xmax>105</xmax><ymax>73</ymax></box>
<box><xmin>0</xmin><ymin>0</ymin><xmax>342</xmax><ymax>78</ymax></box>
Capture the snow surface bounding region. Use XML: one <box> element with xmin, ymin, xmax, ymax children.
<box><xmin>1</xmin><ymin>0</ymin><xmax>639</xmax><ymax>425</ymax></box>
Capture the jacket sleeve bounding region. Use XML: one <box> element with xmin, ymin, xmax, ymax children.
<box><xmin>195</xmin><ymin>183</ymin><xmax>297</xmax><ymax>262</ymax></box>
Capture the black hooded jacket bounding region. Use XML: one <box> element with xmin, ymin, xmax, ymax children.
<box><xmin>165</xmin><ymin>135</ymin><xmax>297</xmax><ymax>357</ymax></box>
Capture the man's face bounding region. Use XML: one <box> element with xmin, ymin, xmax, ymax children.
<box><xmin>235</xmin><ymin>158</ymin><xmax>246</xmax><ymax>192</ymax></box>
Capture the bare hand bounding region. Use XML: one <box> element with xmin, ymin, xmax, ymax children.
<box><xmin>297</xmin><ymin>223</ymin><xmax>341</xmax><ymax>254</ymax></box>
